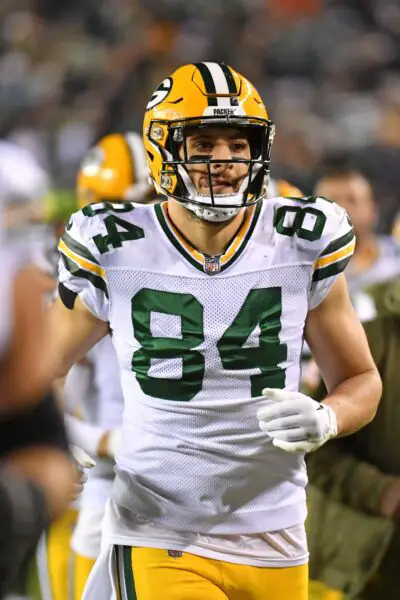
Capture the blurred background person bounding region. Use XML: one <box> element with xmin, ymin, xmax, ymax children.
<box><xmin>302</xmin><ymin>157</ymin><xmax>400</xmax><ymax>395</ymax></box>
<box><xmin>307</xmin><ymin>277</ymin><xmax>400</xmax><ymax>600</ymax></box>
<box><xmin>298</xmin><ymin>154</ymin><xmax>400</xmax><ymax>600</ymax></box>
<box><xmin>0</xmin><ymin>151</ymin><xmax>80</xmax><ymax>600</ymax></box>
<box><xmin>24</xmin><ymin>131</ymin><xmax>152</xmax><ymax>600</ymax></box>
<box><xmin>0</xmin><ymin>139</ymin><xmax>77</xmax><ymax>599</ymax></box>
<box><xmin>64</xmin><ymin>132</ymin><xmax>154</xmax><ymax>600</ymax></box>
<box><xmin>314</xmin><ymin>156</ymin><xmax>400</xmax><ymax>299</ymax></box>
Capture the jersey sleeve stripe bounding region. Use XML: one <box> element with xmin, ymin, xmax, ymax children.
<box><xmin>313</xmin><ymin>238</ymin><xmax>355</xmax><ymax>270</ymax></box>
<box><xmin>61</xmin><ymin>232</ymin><xmax>100</xmax><ymax>265</ymax></box>
<box><xmin>61</xmin><ymin>254</ymin><xmax>109</xmax><ymax>298</ymax></box>
<box><xmin>319</xmin><ymin>227</ymin><xmax>355</xmax><ymax>257</ymax></box>
<box><xmin>58</xmin><ymin>240</ymin><xmax>106</xmax><ymax>279</ymax></box>
<box><xmin>312</xmin><ymin>254</ymin><xmax>352</xmax><ymax>282</ymax></box>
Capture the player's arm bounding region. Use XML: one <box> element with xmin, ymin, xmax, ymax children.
<box><xmin>258</xmin><ymin>200</ymin><xmax>381</xmax><ymax>453</ymax></box>
<box><xmin>52</xmin><ymin>208</ymin><xmax>111</xmax><ymax>376</ymax></box>
<box><xmin>65</xmin><ymin>414</ymin><xmax>121</xmax><ymax>459</ymax></box>
<box><xmin>258</xmin><ymin>276</ymin><xmax>381</xmax><ymax>453</ymax></box>
<box><xmin>304</xmin><ymin>273</ymin><xmax>381</xmax><ymax>436</ymax></box>
<box><xmin>49</xmin><ymin>294</ymin><xmax>108</xmax><ymax>378</ymax></box>
<box><xmin>0</xmin><ymin>266</ymin><xmax>57</xmax><ymax>409</ymax></box>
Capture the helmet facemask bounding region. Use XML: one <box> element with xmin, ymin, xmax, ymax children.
<box><xmin>149</xmin><ymin>115</ymin><xmax>275</xmax><ymax>222</ymax></box>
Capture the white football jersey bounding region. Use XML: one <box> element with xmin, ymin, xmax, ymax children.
<box><xmin>67</xmin><ymin>335</ymin><xmax>124</xmax><ymax>494</ymax></box>
<box><xmin>69</xmin><ymin>335</ymin><xmax>124</xmax><ymax>556</ymax></box>
<box><xmin>82</xmin><ymin>335</ymin><xmax>124</xmax><ymax>429</ymax></box>
<box><xmin>59</xmin><ymin>197</ymin><xmax>354</xmax><ymax>535</ymax></box>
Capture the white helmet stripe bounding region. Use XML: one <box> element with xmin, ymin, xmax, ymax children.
<box><xmin>202</xmin><ymin>62</ymin><xmax>230</xmax><ymax>95</ymax></box>
<box><xmin>201</xmin><ymin>62</ymin><xmax>232</xmax><ymax>107</ymax></box>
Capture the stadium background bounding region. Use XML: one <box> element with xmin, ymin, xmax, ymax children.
<box><xmin>1</xmin><ymin>0</ymin><xmax>399</xmax><ymax>228</ymax></box>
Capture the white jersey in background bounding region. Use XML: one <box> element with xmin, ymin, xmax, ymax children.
<box><xmin>66</xmin><ymin>335</ymin><xmax>124</xmax><ymax>559</ymax></box>
<box><xmin>0</xmin><ymin>140</ymin><xmax>50</xmax><ymax>357</ymax></box>
<box><xmin>59</xmin><ymin>196</ymin><xmax>354</xmax><ymax>566</ymax></box>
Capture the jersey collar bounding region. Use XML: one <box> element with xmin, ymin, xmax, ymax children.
<box><xmin>154</xmin><ymin>201</ymin><xmax>261</xmax><ymax>275</ymax></box>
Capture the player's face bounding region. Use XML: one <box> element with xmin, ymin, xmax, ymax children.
<box><xmin>181</xmin><ymin>128</ymin><xmax>251</xmax><ymax>196</ymax></box>
<box><xmin>315</xmin><ymin>174</ymin><xmax>376</xmax><ymax>239</ymax></box>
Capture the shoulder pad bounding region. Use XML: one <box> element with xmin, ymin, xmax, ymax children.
<box><xmin>271</xmin><ymin>195</ymin><xmax>354</xmax><ymax>259</ymax></box>
<box><xmin>61</xmin><ymin>202</ymin><xmax>145</xmax><ymax>260</ymax></box>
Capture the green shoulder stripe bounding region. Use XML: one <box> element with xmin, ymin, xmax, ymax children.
<box><xmin>320</xmin><ymin>228</ymin><xmax>355</xmax><ymax>257</ymax></box>
<box><xmin>61</xmin><ymin>231</ymin><xmax>100</xmax><ymax>265</ymax></box>
<box><xmin>312</xmin><ymin>255</ymin><xmax>352</xmax><ymax>283</ymax></box>
<box><xmin>61</xmin><ymin>254</ymin><xmax>108</xmax><ymax>298</ymax></box>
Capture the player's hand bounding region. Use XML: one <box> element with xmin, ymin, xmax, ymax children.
<box><xmin>70</xmin><ymin>445</ymin><xmax>96</xmax><ymax>499</ymax></box>
<box><xmin>257</xmin><ymin>388</ymin><xmax>338</xmax><ymax>453</ymax></box>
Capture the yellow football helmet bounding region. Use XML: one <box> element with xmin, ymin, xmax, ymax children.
<box><xmin>143</xmin><ymin>62</ymin><xmax>274</xmax><ymax>221</ymax></box>
<box><xmin>268</xmin><ymin>178</ymin><xmax>303</xmax><ymax>199</ymax></box>
<box><xmin>77</xmin><ymin>132</ymin><xmax>151</xmax><ymax>208</ymax></box>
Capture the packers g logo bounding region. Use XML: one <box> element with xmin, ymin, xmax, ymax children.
<box><xmin>146</xmin><ymin>78</ymin><xmax>172</xmax><ymax>110</ymax></box>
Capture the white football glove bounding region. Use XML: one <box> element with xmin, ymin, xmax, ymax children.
<box><xmin>70</xmin><ymin>445</ymin><xmax>96</xmax><ymax>469</ymax></box>
<box><xmin>257</xmin><ymin>388</ymin><xmax>338</xmax><ymax>453</ymax></box>
<box><xmin>69</xmin><ymin>445</ymin><xmax>96</xmax><ymax>500</ymax></box>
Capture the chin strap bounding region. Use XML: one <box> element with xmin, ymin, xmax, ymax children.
<box><xmin>178</xmin><ymin>162</ymin><xmax>243</xmax><ymax>222</ymax></box>
<box><xmin>184</xmin><ymin>202</ymin><xmax>241</xmax><ymax>223</ymax></box>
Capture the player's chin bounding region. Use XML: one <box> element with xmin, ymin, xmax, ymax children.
<box><xmin>201</xmin><ymin>184</ymin><xmax>235</xmax><ymax>195</ymax></box>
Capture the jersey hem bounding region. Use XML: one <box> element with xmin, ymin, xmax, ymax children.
<box><xmin>107</xmin><ymin>534</ymin><xmax>309</xmax><ymax>568</ymax></box>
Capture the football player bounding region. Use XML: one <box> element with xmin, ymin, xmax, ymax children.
<box><xmin>76</xmin><ymin>132</ymin><xmax>154</xmax><ymax>208</ymax></box>
<box><xmin>66</xmin><ymin>132</ymin><xmax>150</xmax><ymax>599</ymax></box>
<box><xmin>50</xmin><ymin>63</ymin><xmax>381</xmax><ymax>600</ymax></box>
<box><xmin>64</xmin><ymin>338</ymin><xmax>123</xmax><ymax>600</ymax></box>
<box><xmin>0</xmin><ymin>141</ymin><xmax>77</xmax><ymax>598</ymax></box>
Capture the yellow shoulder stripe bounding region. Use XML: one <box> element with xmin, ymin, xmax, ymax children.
<box><xmin>58</xmin><ymin>239</ymin><xmax>106</xmax><ymax>279</ymax></box>
<box><xmin>314</xmin><ymin>238</ymin><xmax>355</xmax><ymax>270</ymax></box>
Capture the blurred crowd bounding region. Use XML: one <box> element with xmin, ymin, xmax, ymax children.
<box><xmin>0</xmin><ymin>0</ymin><xmax>399</xmax><ymax>229</ymax></box>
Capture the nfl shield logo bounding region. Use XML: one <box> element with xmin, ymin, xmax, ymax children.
<box><xmin>204</xmin><ymin>255</ymin><xmax>221</xmax><ymax>275</ymax></box>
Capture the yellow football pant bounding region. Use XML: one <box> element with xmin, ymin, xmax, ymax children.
<box><xmin>72</xmin><ymin>553</ymin><xmax>96</xmax><ymax>600</ymax></box>
<box><xmin>35</xmin><ymin>507</ymin><xmax>78</xmax><ymax>600</ymax></box>
<box><xmin>115</xmin><ymin>546</ymin><xmax>308</xmax><ymax>600</ymax></box>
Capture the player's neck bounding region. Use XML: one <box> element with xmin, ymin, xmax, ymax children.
<box><xmin>167</xmin><ymin>199</ymin><xmax>247</xmax><ymax>257</ymax></box>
